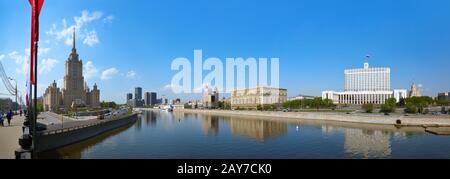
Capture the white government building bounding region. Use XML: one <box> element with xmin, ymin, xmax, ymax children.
<box><xmin>322</xmin><ymin>61</ymin><xmax>407</xmax><ymax>105</ymax></box>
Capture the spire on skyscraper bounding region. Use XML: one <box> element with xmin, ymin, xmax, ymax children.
<box><xmin>72</xmin><ymin>27</ymin><xmax>76</xmax><ymax>53</ymax></box>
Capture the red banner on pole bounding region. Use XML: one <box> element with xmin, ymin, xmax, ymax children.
<box><xmin>28</xmin><ymin>0</ymin><xmax>44</xmax><ymax>85</ymax></box>
<box><xmin>28</xmin><ymin>0</ymin><xmax>44</xmax><ymax>15</ymax></box>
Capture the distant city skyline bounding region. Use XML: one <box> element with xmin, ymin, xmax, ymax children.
<box><xmin>1</xmin><ymin>0</ymin><xmax>450</xmax><ymax>103</ymax></box>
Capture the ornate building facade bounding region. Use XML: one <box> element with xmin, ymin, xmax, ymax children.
<box><xmin>231</xmin><ymin>86</ymin><xmax>288</xmax><ymax>110</ymax></box>
<box><xmin>43</xmin><ymin>30</ymin><xmax>100</xmax><ymax>111</ymax></box>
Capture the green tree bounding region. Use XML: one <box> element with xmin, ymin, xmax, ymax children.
<box><xmin>37</xmin><ymin>102</ymin><xmax>44</xmax><ymax>113</ymax></box>
<box><xmin>362</xmin><ymin>103</ymin><xmax>374</xmax><ymax>113</ymax></box>
<box><xmin>223</xmin><ymin>101</ymin><xmax>231</xmax><ymax>110</ymax></box>
<box><xmin>397</xmin><ymin>98</ymin><xmax>406</xmax><ymax>107</ymax></box>
<box><xmin>312</xmin><ymin>97</ymin><xmax>323</xmax><ymax>110</ymax></box>
<box><xmin>322</xmin><ymin>99</ymin><xmax>336</xmax><ymax>108</ymax></box>
<box><xmin>257</xmin><ymin>104</ymin><xmax>262</xmax><ymax>111</ymax></box>
<box><xmin>283</xmin><ymin>98</ymin><xmax>336</xmax><ymax>110</ymax></box>
<box><xmin>184</xmin><ymin>103</ymin><xmax>192</xmax><ymax>109</ymax></box>
<box><xmin>381</xmin><ymin>98</ymin><xmax>397</xmax><ymax>113</ymax></box>
<box><xmin>101</xmin><ymin>101</ymin><xmax>118</xmax><ymax>109</ymax></box>
<box><xmin>218</xmin><ymin>101</ymin><xmax>224</xmax><ymax>109</ymax></box>
<box><xmin>405</xmin><ymin>96</ymin><xmax>433</xmax><ymax>114</ymax></box>
<box><xmin>283</xmin><ymin>100</ymin><xmax>301</xmax><ymax>109</ymax></box>
<box><xmin>282</xmin><ymin>100</ymin><xmax>292</xmax><ymax>109</ymax></box>
<box><xmin>405</xmin><ymin>103</ymin><xmax>418</xmax><ymax>114</ymax></box>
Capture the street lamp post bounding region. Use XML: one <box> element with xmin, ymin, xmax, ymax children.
<box><xmin>8</xmin><ymin>77</ymin><xmax>18</xmax><ymax>112</ymax></box>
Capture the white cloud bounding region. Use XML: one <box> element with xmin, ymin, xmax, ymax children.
<box><xmin>101</xmin><ymin>68</ymin><xmax>119</xmax><ymax>80</ymax></box>
<box><xmin>0</xmin><ymin>54</ymin><xmax>4</xmax><ymax>60</ymax></box>
<box><xmin>39</xmin><ymin>47</ymin><xmax>51</xmax><ymax>55</ymax></box>
<box><xmin>163</xmin><ymin>84</ymin><xmax>173</xmax><ymax>91</ymax></box>
<box><xmin>47</xmin><ymin>19</ymin><xmax>76</xmax><ymax>45</ymax></box>
<box><xmin>75</xmin><ymin>10</ymin><xmax>103</xmax><ymax>28</ymax></box>
<box><xmin>25</xmin><ymin>47</ymin><xmax>51</xmax><ymax>56</ymax></box>
<box><xmin>103</xmin><ymin>15</ymin><xmax>114</xmax><ymax>24</ymax></box>
<box><xmin>83</xmin><ymin>30</ymin><xmax>99</xmax><ymax>47</ymax></box>
<box><xmin>8</xmin><ymin>51</ymin><xmax>29</xmax><ymax>75</ymax></box>
<box><xmin>47</xmin><ymin>10</ymin><xmax>110</xmax><ymax>47</ymax></box>
<box><xmin>39</xmin><ymin>58</ymin><xmax>59</xmax><ymax>74</ymax></box>
<box><xmin>6</xmin><ymin>48</ymin><xmax>55</xmax><ymax>76</ymax></box>
<box><xmin>126</xmin><ymin>70</ymin><xmax>136</xmax><ymax>79</ymax></box>
<box><xmin>84</xmin><ymin>61</ymin><xmax>99</xmax><ymax>79</ymax></box>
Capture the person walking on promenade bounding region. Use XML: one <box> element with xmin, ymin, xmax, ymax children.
<box><xmin>0</xmin><ymin>111</ymin><xmax>4</xmax><ymax>127</ymax></box>
<box><xmin>6</xmin><ymin>110</ymin><xmax>13</xmax><ymax>126</ymax></box>
<box><xmin>20</xmin><ymin>110</ymin><xmax>23</xmax><ymax>116</ymax></box>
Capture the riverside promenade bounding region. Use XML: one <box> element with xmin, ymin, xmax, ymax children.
<box><xmin>0</xmin><ymin>115</ymin><xmax>25</xmax><ymax>159</ymax></box>
<box><xmin>0</xmin><ymin>113</ymin><xmax>97</xmax><ymax>159</ymax></box>
<box><xmin>38</xmin><ymin>112</ymin><xmax>101</xmax><ymax>131</ymax></box>
<box><xmin>1</xmin><ymin>111</ymin><xmax>138</xmax><ymax>158</ymax></box>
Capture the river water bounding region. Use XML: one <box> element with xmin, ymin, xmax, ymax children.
<box><xmin>39</xmin><ymin>110</ymin><xmax>450</xmax><ymax>159</ymax></box>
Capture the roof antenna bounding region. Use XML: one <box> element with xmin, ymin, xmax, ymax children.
<box><xmin>364</xmin><ymin>55</ymin><xmax>370</xmax><ymax>69</ymax></box>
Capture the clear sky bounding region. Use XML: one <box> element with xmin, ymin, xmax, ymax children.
<box><xmin>1</xmin><ymin>0</ymin><xmax>450</xmax><ymax>103</ymax></box>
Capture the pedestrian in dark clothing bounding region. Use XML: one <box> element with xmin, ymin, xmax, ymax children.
<box><xmin>0</xmin><ymin>112</ymin><xmax>3</xmax><ymax>127</ymax></box>
<box><xmin>6</xmin><ymin>110</ymin><xmax>13</xmax><ymax>126</ymax></box>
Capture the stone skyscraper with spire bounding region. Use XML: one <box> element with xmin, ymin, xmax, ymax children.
<box><xmin>43</xmin><ymin>29</ymin><xmax>100</xmax><ymax>111</ymax></box>
<box><xmin>409</xmin><ymin>83</ymin><xmax>422</xmax><ymax>97</ymax></box>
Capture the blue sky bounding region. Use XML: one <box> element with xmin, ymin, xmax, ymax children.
<box><xmin>1</xmin><ymin>0</ymin><xmax>450</xmax><ymax>103</ymax></box>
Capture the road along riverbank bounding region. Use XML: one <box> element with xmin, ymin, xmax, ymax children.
<box><xmin>135</xmin><ymin>108</ymin><xmax>450</xmax><ymax>134</ymax></box>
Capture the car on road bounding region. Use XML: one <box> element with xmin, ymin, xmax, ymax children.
<box><xmin>282</xmin><ymin>108</ymin><xmax>291</xmax><ymax>112</ymax></box>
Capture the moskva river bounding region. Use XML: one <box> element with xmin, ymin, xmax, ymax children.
<box><xmin>39</xmin><ymin>110</ymin><xmax>450</xmax><ymax>159</ymax></box>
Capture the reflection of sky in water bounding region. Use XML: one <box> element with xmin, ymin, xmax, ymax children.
<box><xmin>44</xmin><ymin>111</ymin><xmax>450</xmax><ymax>159</ymax></box>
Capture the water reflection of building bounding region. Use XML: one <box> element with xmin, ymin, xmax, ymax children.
<box><xmin>144</xmin><ymin>111</ymin><xmax>157</xmax><ymax>126</ymax></box>
<box><xmin>135</xmin><ymin>115</ymin><xmax>142</xmax><ymax>131</ymax></box>
<box><xmin>172</xmin><ymin>111</ymin><xmax>185</xmax><ymax>121</ymax></box>
<box><xmin>202</xmin><ymin>116</ymin><xmax>219</xmax><ymax>136</ymax></box>
<box><xmin>230</xmin><ymin>118</ymin><xmax>288</xmax><ymax>142</ymax></box>
<box><xmin>344</xmin><ymin>128</ymin><xmax>392</xmax><ymax>158</ymax></box>
<box><xmin>322</xmin><ymin>125</ymin><xmax>339</xmax><ymax>135</ymax></box>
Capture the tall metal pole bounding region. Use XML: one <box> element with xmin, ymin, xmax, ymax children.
<box><xmin>28</xmin><ymin>72</ymin><xmax>33</xmax><ymax>155</ymax></box>
<box><xmin>15</xmin><ymin>82</ymin><xmax>17</xmax><ymax>111</ymax></box>
<box><xmin>33</xmin><ymin>0</ymin><xmax>39</xmax><ymax>156</ymax></box>
<box><xmin>8</xmin><ymin>77</ymin><xmax>17</xmax><ymax>111</ymax></box>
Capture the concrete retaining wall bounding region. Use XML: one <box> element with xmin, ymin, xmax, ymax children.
<box><xmin>165</xmin><ymin>109</ymin><xmax>450</xmax><ymax>127</ymax></box>
<box><xmin>35</xmin><ymin>113</ymin><xmax>138</xmax><ymax>153</ymax></box>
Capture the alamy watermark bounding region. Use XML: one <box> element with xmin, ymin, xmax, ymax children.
<box><xmin>170</xmin><ymin>49</ymin><xmax>280</xmax><ymax>94</ymax></box>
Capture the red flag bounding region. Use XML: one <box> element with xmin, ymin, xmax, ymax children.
<box><xmin>28</xmin><ymin>0</ymin><xmax>44</xmax><ymax>15</ymax></box>
<box><xmin>30</xmin><ymin>13</ymin><xmax>35</xmax><ymax>85</ymax></box>
<box><xmin>28</xmin><ymin>0</ymin><xmax>44</xmax><ymax>85</ymax></box>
